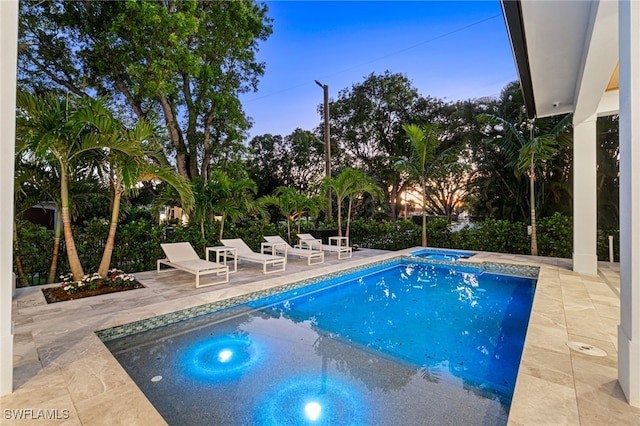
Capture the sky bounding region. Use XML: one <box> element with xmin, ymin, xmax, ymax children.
<box><xmin>239</xmin><ymin>0</ymin><xmax>518</xmax><ymax>139</ymax></box>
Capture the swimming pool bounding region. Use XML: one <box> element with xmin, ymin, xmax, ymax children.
<box><xmin>103</xmin><ymin>258</ymin><xmax>536</xmax><ymax>425</ymax></box>
<box><xmin>411</xmin><ymin>248</ymin><xmax>476</xmax><ymax>261</ymax></box>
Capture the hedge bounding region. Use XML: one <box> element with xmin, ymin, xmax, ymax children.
<box><xmin>13</xmin><ymin>213</ymin><xmax>618</xmax><ymax>287</ymax></box>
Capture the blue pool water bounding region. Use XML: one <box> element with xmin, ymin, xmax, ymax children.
<box><xmin>411</xmin><ymin>248</ymin><xmax>476</xmax><ymax>261</ymax></box>
<box><xmin>105</xmin><ymin>259</ymin><xmax>536</xmax><ymax>425</ymax></box>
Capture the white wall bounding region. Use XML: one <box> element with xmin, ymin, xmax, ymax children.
<box><xmin>0</xmin><ymin>0</ymin><xmax>19</xmax><ymax>396</ymax></box>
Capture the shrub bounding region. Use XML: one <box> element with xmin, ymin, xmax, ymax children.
<box><xmin>537</xmin><ymin>213</ymin><xmax>572</xmax><ymax>258</ymax></box>
<box><xmin>13</xmin><ymin>220</ymin><xmax>54</xmax><ymax>285</ymax></box>
<box><xmin>15</xmin><ymin>209</ymin><xmax>614</xmax><ymax>288</ymax></box>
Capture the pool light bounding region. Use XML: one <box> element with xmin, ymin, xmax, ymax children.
<box><xmin>218</xmin><ymin>349</ymin><xmax>233</xmax><ymax>363</ymax></box>
<box><xmin>181</xmin><ymin>335</ymin><xmax>261</xmax><ymax>381</ymax></box>
<box><xmin>304</xmin><ymin>401</ymin><xmax>322</xmax><ymax>421</ymax></box>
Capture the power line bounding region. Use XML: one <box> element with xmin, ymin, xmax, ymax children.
<box><xmin>243</xmin><ymin>13</ymin><xmax>502</xmax><ymax>103</ymax></box>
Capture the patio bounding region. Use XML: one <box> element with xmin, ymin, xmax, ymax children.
<box><xmin>2</xmin><ymin>248</ymin><xmax>639</xmax><ymax>425</ymax></box>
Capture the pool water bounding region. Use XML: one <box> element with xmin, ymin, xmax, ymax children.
<box><xmin>411</xmin><ymin>248</ymin><xmax>476</xmax><ymax>261</ymax></box>
<box><xmin>105</xmin><ymin>260</ymin><xmax>536</xmax><ymax>425</ymax></box>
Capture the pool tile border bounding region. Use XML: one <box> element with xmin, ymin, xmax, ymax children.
<box><xmin>95</xmin><ymin>255</ymin><xmax>539</xmax><ymax>342</ymax></box>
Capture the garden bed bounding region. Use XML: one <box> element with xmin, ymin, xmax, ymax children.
<box><xmin>42</xmin><ymin>280</ymin><xmax>144</xmax><ymax>304</ymax></box>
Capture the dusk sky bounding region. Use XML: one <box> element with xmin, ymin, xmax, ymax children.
<box><xmin>239</xmin><ymin>1</ymin><xmax>518</xmax><ymax>139</ymax></box>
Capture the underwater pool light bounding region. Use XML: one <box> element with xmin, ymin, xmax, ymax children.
<box><xmin>304</xmin><ymin>401</ymin><xmax>321</xmax><ymax>421</ymax></box>
<box><xmin>218</xmin><ymin>349</ymin><xmax>233</xmax><ymax>363</ymax></box>
<box><xmin>181</xmin><ymin>334</ymin><xmax>262</xmax><ymax>381</ymax></box>
<box><xmin>256</xmin><ymin>376</ymin><xmax>363</xmax><ymax>425</ymax></box>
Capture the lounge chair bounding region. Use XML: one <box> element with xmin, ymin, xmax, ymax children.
<box><xmin>157</xmin><ymin>242</ymin><xmax>229</xmax><ymax>288</ymax></box>
<box><xmin>296</xmin><ymin>233</ymin><xmax>353</xmax><ymax>260</ymax></box>
<box><xmin>220</xmin><ymin>238</ymin><xmax>287</xmax><ymax>274</ymax></box>
<box><xmin>263</xmin><ymin>235</ymin><xmax>324</xmax><ymax>265</ymax></box>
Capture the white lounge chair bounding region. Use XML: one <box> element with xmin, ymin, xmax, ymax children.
<box><xmin>296</xmin><ymin>233</ymin><xmax>353</xmax><ymax>260</ymax></box>
<box><xmin>221</xmin><ymin>238</ymin><xmax>287</xmax><ymax>274</ymax></box>
<box><xmin>263</xmin><ymin>235</ymin><xmax>324</xmax><ymax>265</ymax></box>
<box><xmin>157</xmin><ymin>242</ymin><xmax>229</xmax><ymax>288</ymax></box>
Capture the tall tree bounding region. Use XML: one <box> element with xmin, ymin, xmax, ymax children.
<box><xmin>18</xmin><ymin>0</ymin><xmax>273</xmax><ymax>181</ymax></box>
<box><xmin>328</xmin><ymin>71</ymin><xmax>418</xmax><ymax>221</ymax></box>
<box><xmin>246</xmin><ymin>134</ymin><xmax>286</xmax><ymax>196</ymax></box>
<box><xmin>478</xmin><ymin>114</ymin><xmax>573</xmax><ymax>256</ymax></box>
<box><xmin>466</xmin><ymin>84</ymin><xmax>531</xmax><ymax>221</ymax></box>
<box><xmin>246</xmin><ymin>129</ymin><xmax>325</xmax><ymax>196</ymax></box>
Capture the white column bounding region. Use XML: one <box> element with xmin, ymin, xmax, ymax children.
<box><xmin>572</xmin><ymin>115</ymin><xmax>599</xmax><ymax>276</ymax></box>
<box><xmin>0</xmin><ymin>0</ymin><xmax>18</xmax><ymax>396</ymax></box>
<box><xmin>618</xmin><ymin>0</ymin><xmax>640</xmax><ymax>408</ymax></box>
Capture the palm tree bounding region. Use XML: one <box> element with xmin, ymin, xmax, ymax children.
<box><xmin>97</xmin><ymin>137</ymin><xmax>193</xmax><ymax>277</ymax></box>
<box><xmin>324</xmin><ymin>169</ymin><xmax>382</xmax><ymax>240</ymax></box>
<box><xmin>190</xmin><ymin>176</ymin><xmax>220</xmax><ymax>241</ymax></box>
<box><xmin>213</xmin><ymin>172</ymin><xmax>258</xmax><ymax>242</ymax></box>
<box><xmin>478</xmin><ymin>114</ymin><xmax>572</xmax><ymax>255</ymax></box>
<box><xmin>397</xmin><ymin>124</ymin><xmax>450</xmax><ymax>247</ymax></box>
<box><xmin>15</xmin><ymin>90</ymin><xmax>168</xmax><ymax>280</ymax></box>
<box><xmin>13</xmin><ymin>159</ymin><xmax>103</xmax><ymax>283</ymax></box>
<box><xmin>260</xmin><ymin>187</ymin><xmax>312</xmax><ymax>243</ymax></box>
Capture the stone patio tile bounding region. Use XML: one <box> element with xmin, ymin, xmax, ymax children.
<box><xmin>74</xmin><ymin>383</ymin><xmax>167</xmax><ymax>426</ymax></box>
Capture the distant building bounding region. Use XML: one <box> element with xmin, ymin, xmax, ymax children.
<box><xmin>21</xmin><ymin>203</ymin><xmax>57</xmax><ymax>230</ymax></box>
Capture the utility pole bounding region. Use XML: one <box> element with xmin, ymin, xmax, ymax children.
<box><xmin>315</xmin><ymin>80</ymin><xmax>332</xmax><ymax>221</ymax></box>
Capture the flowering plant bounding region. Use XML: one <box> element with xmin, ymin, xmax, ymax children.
<box><xmin>60</xmin><ymin>269</ymin><xmax>136</xmax><ymax>294</ymax></box>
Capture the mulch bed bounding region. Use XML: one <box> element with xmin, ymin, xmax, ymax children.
<box><xmin>42</xmin><ymin>281</ymin><xmax>145</xmax><ymax>304</ymax></box>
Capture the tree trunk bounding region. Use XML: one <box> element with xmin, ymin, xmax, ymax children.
<box><xmin>421</xmin><ymin>181</ymin><xmax>428</xmax><ymax>247</ymax></box>
<box><xmin>98</xmin><ymin>185</ymin><xmax>122</xmax><ymax>277</ymax></box>
<box><xmin>529</xmin><ymin>171</ymin><xmax>538</xmax><ymax>256</ymax></box>
<box><xmin>159</xmin><ymin>96</ymin><xmax>190</xmax><ymax>180</ymax></box>
<box><xmin>13</xmin><ymin>220</ymin><xmax>28</xmax><ymax>286</ymax></box>
<box><xmin>389</xmin><ymin>184</ymin><xmax>398</xmax><ymax>222</ymax></box>
<box><xmin>346</xmin><ymin>197</ymin><xmax>353</xmax><ymax>240</ymax></box>
<box><xmin>218</xmin><ymin>213</ymin><xmax>226</xmax><ymax>243</ymax></box>
<box><xmin>337</xmin><ymin>200</ymin><xmax>343</xmax><ymax>237</ymax></box>
<box><xmin>61</xmin><ymin>167</ymin><xmax>85</xmax><ymax>281</ymax></box>
<box><xmin>46</xmin><ymin>212</ymin><xmax>63</xmax><ymax>283</ymax></box>
<box><xmin>200</xmin><ymin>111</ymin><xmax>215</xmax><ymax>180</ymax></box>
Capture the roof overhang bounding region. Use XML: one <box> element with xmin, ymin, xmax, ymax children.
<box><xmin>501</xmin><ymin>0</ymin><xmax>619</xmax><ymax>122</ymax></box>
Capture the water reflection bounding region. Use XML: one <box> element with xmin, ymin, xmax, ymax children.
<box><xmin>106</xmin><ymin>261</ymin><xmax>530</xmax><ymax>425</ymax></box>
<box><xmin>261</xmin><ymin>262</ymin><xmax>534</xmax><ymax>402</ymax></box>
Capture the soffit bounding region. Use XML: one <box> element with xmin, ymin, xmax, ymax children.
<box><xmin>504</xmin><ymin>0</ymin><xmax>619</xmax><ymax>120</ymax></box>
<box><xmin>519</xmin><ymin>0</ymin><xmax>593</xmax><ymax>118</ymax></box>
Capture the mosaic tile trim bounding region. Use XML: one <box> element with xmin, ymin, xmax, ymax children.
<box><xmin>96</xmin><ymin>255</ymin><xmax>539</xmax><ymax>342</ymax></box>
<box><xmin>403</xmin><ymin>255</ymin><xmax>540</xmax><ymax>278</ymax></box>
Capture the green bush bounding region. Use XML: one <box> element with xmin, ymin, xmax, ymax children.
<box><xmin>537</xmin><ymin>213</ymin><xmax>572</xmax><ymax>258</ymax></box>
<box><xmin>452</xmin><ymin>219</ymin><xmax>529</xmax><ymax>254</ymax></box>
<box><xmin>114</xmin><ymin>218</ymin><xmax>167</xmax><ymax>271</ymax></box>
<box><xmin>13</xmin><ymin>220</ymin><xmax>53</xmax><ymax>285</ymax></box>
<box><xmin>349</xmin><ymin>219</ymin><xmax>420</xmax><ymax>250</ymax></box>
<box><xmin>425</xmin><ymin>217</ymin><xmax>452</xmax><ymax>248</ymax></box>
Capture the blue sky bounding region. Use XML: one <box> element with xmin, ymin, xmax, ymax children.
<box><xmin>240</xmin><ymin>1</ymin><xmax>517</xmax><ymax>139</ymax></box>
